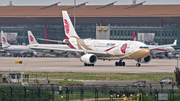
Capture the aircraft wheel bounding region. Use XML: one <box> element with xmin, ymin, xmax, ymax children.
<box><xmin>115</xmin><ymin>62</ymin><xmax>119</xmax><ymax>66</ymax></box>
<box><xmin>118</xmin><ymin>60</ymin><xmax>123</xmax><ymax>66</ymax></box>
<box><xmin>122</xmin><ymin>62</ymin><xmax>125</xmax><ymax>66</ymax></box>
<box><xmin>119</xmin><ymin>62</ymin><xmax>122</xmax><ymax>66</ymax></box>
<box><xmin>84</xmin><ymin>63</ymin><xmax>87</xmax><ymax>66</ymax></box>
<box><xmin>89</xmin><ymin>64</ymin><xmax>92</xmax><ymax>66</ymax></box>
<box><xmin>136</xmin><ymin>63</ymin><xmax>141</xmax><ymax>67</ymax></box>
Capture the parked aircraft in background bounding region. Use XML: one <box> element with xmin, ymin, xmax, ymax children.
<box><xmin>132</xmin><ymin>32</ymin><xmax>176</xmax><ymax>59</ymax></box>
<box><xmin>28</xmin><ymin>31</ymin><xmax>70</xmax><ymax>55</ymax></box>
<box><xmin>1</xmin><ymin>31</ymin><xmax>37</xmax><ymax>57</ymax></box>
<box><xmin>31</xmin><ymin>11</ymin><xmax>151</xmax><ymax>67</ymax></box>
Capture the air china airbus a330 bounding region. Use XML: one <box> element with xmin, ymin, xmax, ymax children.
<box><xmin>31</xmin><ymin>11</ymin><xmax>150</xmax><ymax>67</ymax></box>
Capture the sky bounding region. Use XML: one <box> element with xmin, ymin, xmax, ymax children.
<box><xmin>0</xmin><ymin>0</ymin><xmax>180</xmax><ymax>6</ymax></box>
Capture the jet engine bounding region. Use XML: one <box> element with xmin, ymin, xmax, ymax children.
<box><xmin>27</xmin><ymin>51</ymin><xmax>38</xmax><ymax>57</ymax></box>
<box><xmin>165</xmin><ymin>52</ymin><xmax>173</xmax><ymax>58</ymax></box>
<box><xmin>32</xmin><ymin>51</ymin><xmax>38</xmax><ymax>56</ymax></box>
<box><xmin>136</xmin><ymin>54</ymin><xmax>152</xmax><ymax>63</ymax></box>
<box><xmin>80</xmin><ymin>54</ymin><xmax>97</xmax><ymax>64</ymax></box>
<box><xmin>43</xmin><ymin>50</ymin><xmax>54</xmax><ymax>53</ymax></box>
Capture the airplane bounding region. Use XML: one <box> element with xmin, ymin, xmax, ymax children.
<box><xmin>31</xmin><ymin>11</ymin><xmax>150</xmax><ymax>67</ymax></box>
<box><xmin>28</xmin><ymin>31</ymin><xmax>70</xmax><ymax>55</ymax></box>
<box><xmin>1</xmin><ymin>31</ymin><xmax>37</xmax><ymax>57</ymax></box>
<box><xmin>132</xmin><ymin>32</ymin><xmax>176</xmax><ymax>59</ymax></box>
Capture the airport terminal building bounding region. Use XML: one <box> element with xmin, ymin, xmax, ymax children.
<box><xmin>0</xmin><ymin>2</ymin><xmax>180</xmax><ymax>48</ymax></box>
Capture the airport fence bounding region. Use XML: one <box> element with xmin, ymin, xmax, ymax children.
<box><xmin>0</xmin><ymin>85</ymin><xmax>180</xmax><ymax>101</ymax></box>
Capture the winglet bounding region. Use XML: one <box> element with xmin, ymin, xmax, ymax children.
<box><xmin>173</xmin><ymin>40</ymin><xmax>177</xmax><ymax>45</ymax></box>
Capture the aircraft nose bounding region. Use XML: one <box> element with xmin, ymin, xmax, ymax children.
<box><xmin>129</xmin><ymin>48</ymin><xmax>150</xmax><ymax>59</ymax></box>
<box><xmin>141</xmin><ymin>49</ymin><xmax>150</xmax><ymax>57</ymax></box>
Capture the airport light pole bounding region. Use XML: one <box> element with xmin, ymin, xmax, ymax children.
<box><xmin>177</xmin><ymin>55</ymin><xmax>179</xmax><ymax>67</ymax></box>
<box><xmin>177</xmin><ymin>57</ymin><xmax>178</xmax><ymax>67</ymax></box>
<box><xmin>74</xmin><ymin>0</ymin><xmax>76</xmax><ymax>28</ymax></box>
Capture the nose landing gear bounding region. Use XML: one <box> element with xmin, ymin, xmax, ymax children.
<box><xmin>136</xmin><ymin>63</ymin><xmax>141</xmax><ymax>67</ymax></box>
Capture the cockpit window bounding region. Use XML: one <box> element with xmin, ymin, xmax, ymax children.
<box><xmin>139</xmin><ymin>46</ymin><xmax>149</xmax><ymax>49</ymax></box>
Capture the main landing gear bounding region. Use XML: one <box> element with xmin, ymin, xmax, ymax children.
<box><xmin>84</xmin><ymin>63</ymin><xmax>94</xmax><ymax>66</ymax></box>
<box><xmin>115</xmin><ymin>60</ymin><xmax>125</xmax><ymax>66</ymax></box>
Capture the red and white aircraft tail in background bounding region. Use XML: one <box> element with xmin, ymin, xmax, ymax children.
<box><xmin>132</xmin><ymin>32</ymin><xmax>138</xmax><ymax>41</ymax></box>
<box><xmin>1</xmin><ymin>31</ymin><xmax>37</xmax><ymax>57</ymax></box>
<box><xmin>132</xmin><ymin>32</ymin><xmax>177</xmax><ymax>58</ymax></box>
<box><xmin>28</xmin><ymin>31</ymin><xmax>70</xmax><ymax>54</ymax></box>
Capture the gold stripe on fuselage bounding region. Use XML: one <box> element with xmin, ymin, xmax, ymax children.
<box><xmin>107</xmin><ymin>48</ymin><xmax>150</xmax><ymax>59</ymax></box>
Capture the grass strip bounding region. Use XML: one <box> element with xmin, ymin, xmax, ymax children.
<box><xmin>0</xmin><ymin>71</ymin><xmax>174</xmax><ymax>81</ymax></box>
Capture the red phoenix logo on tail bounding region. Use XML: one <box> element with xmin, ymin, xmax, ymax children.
<box><xmin>64</xmin><ymin>19</ymin><xmax>69</xmax><ymax>34</ymax></box>
<box><xmin>2</xmin><ymin>37</ymin><xmax>6</xmax><ymax>44</ymax></box>
<box><xmin>121</xmin><ymin>43</ymin><xmax>127</xmax><ymax>54</ymax></box>
<box><xmin>29</xmin><ymin>35</ymin><xmax>33</xmax><ymax>42</ymax></box>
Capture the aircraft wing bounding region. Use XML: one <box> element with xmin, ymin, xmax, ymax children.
<box><xmin>37</xmin><ymin>38</ymin><xmax>68</xmax><ymax>44</ymax></box>
<box><xmin>30</xmin><ymin>47</ymin><xmax>113</xmax><ymax>56</ymax></box>
<box><xmin>148</xmin><ymin>40</ymin><xmax>177</xmax><ymax>50</ymax></box>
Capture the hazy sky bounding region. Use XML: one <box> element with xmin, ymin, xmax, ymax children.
<box><xmin>0</xmin><ymin>0</ymin><xmax>180</xmax><ymax>6</ymax></box>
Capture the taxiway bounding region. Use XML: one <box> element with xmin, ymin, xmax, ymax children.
<box><xmin>0</xmin><ymin>57</ymin><xmax>178</xmax><ymax>73</ymax></box>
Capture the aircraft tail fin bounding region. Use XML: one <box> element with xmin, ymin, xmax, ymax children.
<box><xmin>173</xmin><ymin>40</ymin><xmax>177</xmax><ymax>45</ymax></box>
<box><xmin>62</xmin><ymin>11</ymin><xmax>80</xmax><ymax>39</ymax></box>
<box><xmin>132</xmin><ymin>32</ymin><xmax>137</xmax><ymax>41</ymax></box>
<box><xmin>1</xmin><ymin>31</ymin><xmax>10</xmax><ymax>48</ymax></box>
<box><xmin>27</xmin><ymin>31</ymin><xmax>39</xmax><ymax>45</ymax></box>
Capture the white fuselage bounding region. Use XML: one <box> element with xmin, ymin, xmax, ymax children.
<box><xmin>148</xmin><ymin>45</ymin><xmax>175</xmax><ymax>54</ymax></box>
<box><xmin>69</xmin><ymin>38</ymin><xmax>149</xmax><ymax>60</ymax></box>
<box><xmin>3</xmin><ymin>45</ymin><xmax>32</xmax><ymax>54</ymax></box>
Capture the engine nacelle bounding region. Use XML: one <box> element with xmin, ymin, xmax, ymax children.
<box><xmin>165</xmin><ymin>52</ymin><xmax>173</xmax><ymax>58</ymax></box>
<box><xmin>80</xmin><ymin>54</ymin><xmax>97</xmax><ymax>64</ymax></box>
<box><xmin>136</xmin><ymin>55</ymin><xmax>152</xmax><ymax>63</ymax></box>
<box><xmin>43</xmin><ymin>50</ymin><xmax>54</xmax><ymax>53</ymax></box>
<box><xmin>33</xmin><ymin>51</ymin><xmax>38</xmax><ymax>56</ymax></box>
